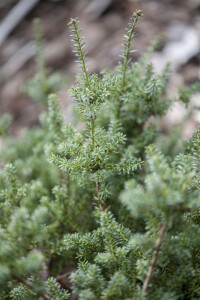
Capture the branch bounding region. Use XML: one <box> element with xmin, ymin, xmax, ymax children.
<box><xmin>16</xmin><ymin>277</ymin><xmax>51</xmax><ymax>300</ymax></box>
<box><xmin>142</xmin><ymin>223</ymin><xmax>167</xmax><ymax>294</ymax></box>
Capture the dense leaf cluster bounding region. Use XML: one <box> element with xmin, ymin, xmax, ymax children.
<box><xmin>0</xmin><ymin>11</ymin><xmax>200</xmax><ymax>299</ymax></box>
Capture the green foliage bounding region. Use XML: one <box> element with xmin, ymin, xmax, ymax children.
<box><xmin>0</xmin><ymin>11</ymin><xmax>200</xmax><ymax>300</ymax></box>
<box><xmin>0</xmin><ymin>114</ymin><xmax>12</xmax><ymax>136</ymax></box>
<box><xmin>179</xmin><ymin>81</ymin><xmax>200</xmax><ymax>104</ymax></box>
<box><xmin>10</xmin><ymin>284</ymin><xmax>36</xmax><ymax>300</ymax></box>
<box><xmin>23</xmin><ymin>19</ymin><xmax>65</xmax><ymax>104</ymax></box>
<box><xmin>45</xmin><ymin>278</ymin><xmax>70</xmax><ymax>300</ymax></box>
<box><xmin>120</xmin><ymin>145</ymin><xmax>195</xmax><ymax>223</ymax></box>
<box><xmin>190</xmin><ymin>129</ymin><xmax>200</xmax><ymax>190</ymax></box>
<box><xmin>62</xmin><ymin>211</ymin><xmax>139</xmax><ymax>299</ymax></box>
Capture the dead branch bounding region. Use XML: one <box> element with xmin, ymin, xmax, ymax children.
<box><xmin>142</xmin><ymin>223</ymin><xmax>167</xmax><ymax>294</ymax></box>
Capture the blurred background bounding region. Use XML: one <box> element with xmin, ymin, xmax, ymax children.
<box><xmin>0</xmin><ymin>0</ymin><xmax>200</xmax><ymax>135</ymax></box>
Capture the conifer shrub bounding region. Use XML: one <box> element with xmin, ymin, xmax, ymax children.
<box><xmin>0</xmin><ymin>11</ymin><xmax>200</xmax><ymax>299</ymax></box>
<box><xmin>23</xmin><ymin>19</ymin><xmax>65</xmax><ymax>104</ymax></box>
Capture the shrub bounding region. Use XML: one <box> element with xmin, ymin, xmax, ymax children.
<box><xmin>0</xmin><ymin>11</ymin><xmax>200</xmax><ymax>299</ymax></box>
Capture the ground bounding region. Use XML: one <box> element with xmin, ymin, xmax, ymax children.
<box><xmin>0</xmin><ymin>0</ymin><xmax>199</xmax><ymax>134</ymax></box>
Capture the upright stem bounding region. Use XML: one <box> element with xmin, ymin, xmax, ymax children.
<box><xmin>121</xmin><ymin>10</ymin><xmax>142</xmax><ymax>92</ymax></box>
<box><xmin>66</xmin><ymin>174</ymin><xmax>70</xmax><ymax>198</ymax></box>
<box><xmin>69</xmin><ymin>19</ymin><xmax>90</xmax><ymax>89</ymax></box>
<box><xmin>34</xmin><ymin>19</ymin><xmax>46</xmax><ymax>78</ymax></box>
<box><xmin>90</xmin><ymin>117</ymin><xmax>95</xmax><ymax>150</ymax></box>
<box><xmin>96</xmin><ymin>181</ymin><xmax>100</xmax><ymax>201</ymax></box>
<box><xmin>116</xmin><ymin>10</ymin><xmax>142</xmax><ymax>120</ymax></box>
<box><xmin>142</xmin><ymin>224</ymin><xmax>167</xmax><ymax>294</ymax></box>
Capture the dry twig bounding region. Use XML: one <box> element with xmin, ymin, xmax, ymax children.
<box><xmin>142</xmin><ymin>224</ymin><xmax>167</xmax><ymax>294</ymax></box>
